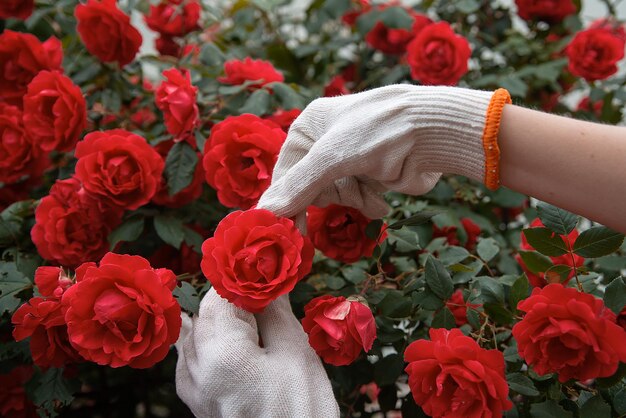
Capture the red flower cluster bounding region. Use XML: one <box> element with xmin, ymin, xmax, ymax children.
<box><xmin>513</xmin><ymin>284</ymin><xmax>626</xmax><ymax>382</ymax></box>
<box><xmin>365</xmin><ymin>9</ymin><xmax>432</xmax><ymax>55</ymax></box>
<box><xmin>432</xmin><ymin>217</ymin><xmax>481</xmax><ymax>250</ymax></box>
<box><xmin>12</xmin><ymin>267</ymin><xmax>82</xmax><ymax>369</ymax></box>
<box><xmin>302</xmin><ymin>295</ymin><xmax>376</xmax><ymax>366</ymax></box>
<box><xmin>445</xmin><ymin>289</ymin><xmax>481</xmax><ymax>326</ymax></box>
<box><xmin>75</xmin><ymin>0</ymin><xmax>142</xmax><ymax>67</ymax></box>
<box><xmin>0</xmin><ymin>0</ymin><xmax>34</xmax><ymax>20</ymax></box>
<box><xmin>307</xmin><ymin>204</ymin><xmax>387</xmax><ymax>264</ymax></box>
<box><xmin>515</xmin><ymin>0</ymin><xmax>576</xmax><ymax>22</ymax></box>
<box><xmin>145</xmin><ymin>0</ymin><xmax>201</xmax><ymax>58</ymax></box>
<box><xmin>566</xmin><ymin>25</ymin><xmax>626</xmax><ymax>81</ymax></box>
<box><xmin>201</xmin><ymin>209</ymin><xmax>314</xmax><ymax>313</ymax></box>
<box><xmin>152</xmin><ymin>140</ymin><xmax>205</xmax><ymax>208</ymax></box>
<box><xmin>405</xmin><ymin>328</ymin><xmax>512</xmax><ymax>418</ymax></box>
<box><xmin>62</xmin><ymin>253</ymin><xmax>181</xmax><ymax>368</ymax></box>
<box><xmin>155</xmin><ymin>68</ymin><xmax>199</xmax><ymax>143</ymax></box>
<box><xmin>202</xmin><ymin>114</ymin><xmax>286</xmax><ymax>209</ymax></box>
<box><xmin>0</xmin><ymin>366</ymin><xmax>38</xmax><ymax>418</ymax></box>
<box><xmin>515</xmin><ymin>218</ymin><xmax>584</xmax><ymax>288</ymax></box>
<box><xmin>265</xmin><ymin>108</ymin><xmax>302</xmax><ymax>132</ymax></box>
<box><xmin>219</xmin><ymin>57</ymin><xmax>284</xmax><ymax>90</ymax></box>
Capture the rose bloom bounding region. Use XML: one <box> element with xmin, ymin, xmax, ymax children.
<box><xmin>515</xmin><ymin>218</ymin><xmax>584</xmax><ymax>288</ymax></box>
<box><xmin>75</xmin><ymin>0</ymin><xmax>142</xmax><ymax>67</ymax></box>
<box><xmin>0</xmin><ymin>366</ymin><xmax>38</xmax><ymax>418</ymax></box>
<box><xmin>618</xmin><ymin>306</ymin><xmax>626</xmax><ymax>331</ymax></box>
<box><xmin>302</xmin><ymin>295</ymin><xmax>376</xmax><ymax>366</ymax></box>
<box><xmin>155</xmin><ymin>68</ymin><xmax>199</xmax><ymax>143</ymax></box>
<box><xmin>218</xmin><ymin>57</ymin><xmax>284</xmax><ymax>89</ymax></box>
<box><xmin>512</xmin><ymin>283</ymin><xmax>626</xmax><ymax>382</ymax></box>
<box><xmin>0</xmin><ymin>30</ymin><xmax>63</xmax><ymax>105</ymax></box>
<box><xmin>0</xmin><ymin>0</ymin><xmax>34</xmax><ymax>20</ymax></box>
<box><xmin>23</xmin><ymin>70</ymin><xmax>87</xmax><ymax>152</ymax></box>
<box><xmin>515</xmin><ymin>0</ymin><xmax>576</xmax><ymax>22</ymax></box>
<box><xmin>445</xmin><ymin>289</ymin><xmax>481</xmax><ymax>327</ymax></box>
<box><xmin>202</xmin><ymin>114</ymin><xmax>286</xmax><ymax>209</ymax></box>
<box><xmin>341</xmin><ymin>0</ymin><xmax>372</xmax><ymax>26</ymax></box>
<box><xmin>307</xmin><ymin>204</ymin><xmax>387</xmax><ymax>264</ymax></box>
<box><xmin>265</xmin><ymin>108</ymin><xmax>302</xmax><ymax>132</ymax></box>
<box><xmin>576</xmin><ymin>96</ymin><xmax>603</xmax><ymax>117</ymax></box>
<box><xmin>566</xmin><ymin>27</ymin><xmax>625</xmax><ymax>81</ymax></box>
<box><xmin>201</xmin><ymin>209</ymin><xmax>314</xmax><ymax>313</ymax></box>
<box><xmin>12</xmin><ymin>267</ymin><xmax>83</xmax><ymax>369</ymax></box>
<box><xmin>74</xmin><ymin>129</ymin><xmax>164</xmax><ymax>210</ymax></box>
<box><xmin>406</xmin><ymin>22</ymin><xmax>471</xmax><ymax>86</ymax></box>
<box><xmin>31</xmin><ymin>177</ymin><xmax>123</xmax><ymax>267</ymax></box>
<box><xmin>432</xmin><ymin>217</ymin><xmax>481</xmax><ymax>251</ymax></box>
<box><xmin>152</xmin><ymin>140</ymin><xmax>205</xmax><ymax>208</ymax></box>
<box><xmin>156</xmin><ymin>35</ymin><xmax>182</xmax><ymax>57</ymax></box>
<box><xmin>0</xmin><ymin>103</ymin><xmax>49</xmax><ymax>185</ymax></box>
<box><xmin>365</xmin><ymin>13</ymin><xmax>432</xmax><ymax>55</ymax></box>
<box><xmin>62</xmin><ymin>253</ymin><xmax>181</xmax><ymax>368</ymax></box>
<box><xmin>145</xmin><ymin>0</ymin><xmax>201</xmax><ymax>37</ymax></box>
<box><xmin>405</xmin><ymin>328</ymin><xmax>512</xmax><ymax>418</ymax></box>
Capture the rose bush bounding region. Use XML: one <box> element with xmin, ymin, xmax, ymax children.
<box><xmin>1</xmin><ymin>1</ymin><xmax>626</xmax><ymax>417</ymax></box>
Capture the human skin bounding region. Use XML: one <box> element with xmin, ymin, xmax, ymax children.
<box><xmin>499</xmin><ymin>105</ymin><xmax>626</xmax><ymax>234</ymax></box>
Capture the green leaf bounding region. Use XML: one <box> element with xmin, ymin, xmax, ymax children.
<box><xmin>29</xmin><ymin>368</ymin><xmax>79</xmax><ymax>412</ymax></box>
<box><xmin>438</xmin><ymin>246</ymin><xmax>470</xmax><ymax>266</ymax></box>
<box><xmin>529</xmin><ymin>400</ymin><xmax>573</xmax><ymax>418</ymax></box>
<box><xmin>579</xmin><ymin>395</ymin><xmax>611</xmax><ymax>418</ymax></box>
<box><xmin>0</xmin><ymin>262</ymin><xmax>31</xmax><ymax>314</ymax></box>
<box><xmin>499</xmin><ymin>76</ymin><xmax>528</xmax><ymax>97</ymax></box>
<box><xmin>164</xmin><ymin>142</ymin><xmax>198</xmax><ymax>196</ymax></box>
<box><xmin>456</xmin><ymin>0</ymin><xmax>480</xmax><ymax>13</ymax></box>
<box><xmin>507</xmin><ymin>373</ymin><xmax>540</xmax><ymax>396</ymax></box>
<box><xmin>604</xmin><ymin>277</ymin><xmax>626</xmax><ymax>315</ymax></box>
<box><xmin>536</xmin><ymin>202</ymin><xmax>578</xmax><ymax>235</ymax></box>
<box><xmin>342</xmin><ymin>265</ymin><xmax>367</xmax><ymax>284</ymax></box>
<box><xmin>509</xmin><ymin>274</ymin><xmax>530</xmax><ymax>312</ymax></box>
<box><xmin>432</xmin><ymin>307</ymin><xmax>456</xmax><ymax>329</ymax></box>
<box><xmin>484</xmin><ymin>303</ymin><xmax>514</xmax><ymax>325</ymax></box>
<box><xmin>517</xmin><ymin>251</ymin><xmax>553</xmax><ymax>274</ymax></box>
<box><xmin>173</xmin><ymin>282</ymin><xmax>200</xmax><ymax>315</ymax></box>
<box><xmin>476</xmin><ymin>276</ymin><xmax>505</xmax><ymax>304</ymax></box>
<box><xmin>325</xmin><ymin>275</ymin><xmax>346</xmax><ymax>290</ymax></box>
<box><xmin>378</xmin><ymin>290</ymin><xmax>412</xmax><ymax>318</ymax></box>
<box><xmin>425</xmin><ymin>257</ymin><xmax>454</xmax><ymax>300</ymax></box>
<box><xmin>614</xmin><ymin>387</ymin><xmax>626</xmax><ymax>415</ymax></box>
<box><xmin>387</xmin><ymin>211</ymin><xmax>442</xmax><ymax>230</ymax></box>
<box><xmin>269</xmin><ymin>82</ymin><xmax>305</xmax><ymax>109</ymax></box>
<box><xmin>239</xmin><ymin>89</ymin><xmax>271</xmax><ymax>116</ymax></box>
<box><xmin>154</xmin><ymin>215</ymin><xmax>185</xmax><ymax>249</ymax></box>
<box><xmin>387</xmin><ymin>228</ymin><xmax>420</xmax><ymax>252</ymax></box>
<box><xmin>199</xmin><ymin>42</ymin><xmax>225</xmax><ymax>67</ymax></box>
<box><xmin>573</xmin><ymin>226</ymin><xmax>625</xmax><ymax>258</ymax></box>
<box><xmin>356</xmin><ymin>6</ymin><xmax>413</xmax><ymax>34</ymax></box>
<box><xmin>477</xmin><ymin>238</ymin><xmax>500</xmax><ymax>262</ymax></box>
<box><xmin>108</xmin><ymin>216</ymin><xmax>145</xmax><ymax>249</ymax></box>
<box><xmin>374</xmin><ymin>354</ymin><xmax>405</xmax><ymax>386</ymax></box>
<box><xmin>412</xmin><ymin>289</ymin><xmax>445</xmax><ymax>310</ymax></box>
<box><xmin>544</xmin><ymin>264</ymin><xmax>573</xmax><ymax>284</ymax></box>
<box><xmin>522</xmin><ymin>227</ymin><xmax>569</xmax><ymax>256</ymax></box>
<box><xmin>365</xmin><ymin>219</ymin><xmax>384</xmax><ymax>240</ymax></box>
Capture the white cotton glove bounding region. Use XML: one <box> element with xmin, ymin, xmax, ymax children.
<box><xmin>257</xmin><ymin>84</ymin><xmax>510</xmax><ymax>222</ymax></box>
<box><xmin>175</xmin><ymin>288</ymin><xmax>340</xmax><ymax>418</ymax></box>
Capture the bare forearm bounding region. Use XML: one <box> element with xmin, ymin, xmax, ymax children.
<box><xmin>499</xmin><ymin>105</ymin><xmax>626</xmax><ymax>233</ymax></box>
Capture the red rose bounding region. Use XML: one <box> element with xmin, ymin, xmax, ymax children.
<box><xmin>152</xmin><ymin>140</ymin><xmax>204</xmax><ymax>208</ymax></box>
<box><xmin>265</xmin><ymin>108</ymin><xmax>302</xmax><ymax>132</ymax></box>
<box><xmin>0</xmin><ymin>0</ymin><xmax>34</xmax><ymax>20</ymax></box>
<box><xmin>324</xmin><ymin>75</ymin><xmax>350</xmax><ymax>97</ymax></box>
<box><xmin>512</xmin><ymin>283</ymin><xmax>626</xmax><ymax>382</ymax></box>
<box><xmin>155</xmin><ymin>68</ymin><xmax>199</xmax><ymax>143</ymax></box>
<box><xmin>366</xmin><ymin>22</ymin><xmax>415</xmax><ymax>55</ymax></box>
<box><xmin>432</xmin><ymin>217</ymin><xmax>481</xmax><ymax>250</ymax></box>
<box><xmin>307</xmin><ymin>204</ymin><xmax>387</xmax><ymax>264</ymax></box>
<box><xmin>590</xmin><ymin>18</ymin><xmax>626</xmax><ymax>41</ymax></box>
<box><xmin>0</xmin><ymin>30</ymin><xmax>62</xmax><ymax>105</ymax></box>
<box><xmin>12</xmin><ymin>296</ymin><xmax>82</xmax><ymax>369</ymax></box>
<box><xmin>202</xmin><ymin>114</ymin><xmax>286</xmax><ymax>209</ymax></box>
<box><xmin>0</xmin><ymin>103</ymin><xmax>49</xmax><ymax>185</ymax></box>
<box><xmin>218</xmin><ymin>57</ymin><xmax>284</xmax><ymax>90</ymax></box>
<box><xmin>341</xmin><ymin>0</ymin><xmax>371</xmax><ymax>26</ymax></box>
<box><xmin>0</xmin><ymin>182</ymin><xmax>31</xmax><ymax>211</ymax></box>
<box><xmin>200</xmin><ymin>209</ymin><xmax>314</xmax><ymax>313</ymax></box>
<box><xmin>515</xmin><ymin>218</ymin><xmax>584</xmax><ymax>288</ymax></box>
<box><xmin>31</xmin><ymin>178</ymin><xmax>123</xmax><ymax>267</ymax></box>
<box><xmin>406</xmin><ymin>22</ymin><xmax>471</xmax><ymax>86</ymax></box>
<box><xmin>445</xmin><ymin>289</ymin><xmax>480</xmax><ymax>326</ymax></box>
<box><xmin>405</xmin><ymin>328</ymin><xmax>513</xmax><ymax>418</ymax></box>
<box><xmin>302</xmin><ymin>295</ymin><xmax>376</xmax><ymax>366</ymax></box>
<box><xmin>74</xmin><ymin>129</ymin><xmax>164</xmax><ymax>210</ymax></box>
<box><xmin>515</xmin><ymin>0</ymin><xmax>576</xmax><ymax>22</ymax></box>
<box><xmin>0</xmin><ymin>366</ymin><xmax>38</xmax><ymax>418</ymax></box>
<box><xmin>23</xmin><ymin>70</ymin><xmax>87</xmax><ymax>152</ymax></box>
<box><xmin>156</xmin><ymin>35</ymin><xmax>182</xmax><ymax>57</ymax></box>
<box><xmin>34</xmin><ymin>266</ymin><xmax>73</xmax><ymax>299</ymax></box>
<box><xmin>145</xmin><ymin>0</ymin><xmax>201</xmax><ymax>37</ymax></box>
<box><xmin>576</xmin><ymin>96</ymin><xmax>603</xmax><ymax>117</ymax></box>
<box><xmin>62</xmin><ymin>253</ymin><xmax>181</xmax><ymax>368</ymax></box>
<box><xmin>618</xmin><ymin>306</ymin><xmax>626</xmax><ymax>331</ymax></box>
<box><xmin>75</xmin><ymin>0</ymin><xmax>142</xmax><ymax>67</ymax></box>
<box><xmin>566</xmin><ymin>27</ymin><xmax>625</xmax><ymax>81</ymax></box>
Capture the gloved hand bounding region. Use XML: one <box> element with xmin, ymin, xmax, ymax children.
<box><xmin>257</xmin><ymin>84</ymin><xmax>510</xmax><ymax>222</ymax></box>
<box><xmin>175</xmin><ymin>289</ymin><xmax>340</xmax><ymax>418</ymax></box>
